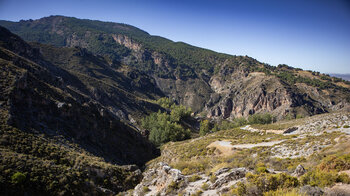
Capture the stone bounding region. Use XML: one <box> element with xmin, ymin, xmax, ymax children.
<box><xmin>293</xmin><ymin>164</ymin><xmax>306</xmax><ymax>177</ymax></box>
<box><xmin>210</xmin><ymin>168</ymin><xmax>247</xmax><ymax>189</ymax></box>
<box><xmin>300</xmin><ymin>185</ymin><xmax>324</xmax><ymax>196</ymax></box>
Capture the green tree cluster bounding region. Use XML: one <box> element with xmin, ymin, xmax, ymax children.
<box><xmin>199</xmin><ymin>120</ymin><xmax>211</xmax><ymax>136</ymax></box>
<box><xmin>248</xmin><ymin>113</ymin><xmax>274</xmax><ymax>125</ymax></box>
<box><xmin>142</xmin><ymin>101</ymin><xmax>192</xmax><ymax>146</ymax></box>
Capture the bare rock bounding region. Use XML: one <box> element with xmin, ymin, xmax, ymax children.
<box><xmin>210</xmin><ymin>168</ymin><xmax>247</xmax><ymax>189</ymax></box>
<box><xmin>284</xmin><ymin>127</ymin><xmax>298</xmax><ymax>134</ymax></box>
<box><xmin>134</xmin><ymin>162</ymin><xmax>187</xmax><ymax>196</ymax></box>
<box><xmin>293</xmin><ymin>164</ymin><xmax>306</xmax><ymax>177</ymax></box>
<box><xmin>324</xmin><ymin>183</ymin><xmax>350</xmax><ymax>196</ymax></box>
<box><xmin>300</xmin><ymin>185</ymin><xmax>324</xmax><ymax>196</ymax></box>
<box><xmin>214</xmin><ymin>168</ymin><xmax>230</xmax><ymax>176</ymax></box>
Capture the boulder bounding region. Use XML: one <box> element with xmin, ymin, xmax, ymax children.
<box><xmin>210</xmin><ymin>168</ymin><xmax>247</xmax><ymax>189</ymax></box>
<box><xmin>300</xmin><ymin>185</ymin><xmax>324</xmax><ymax>196</ymax></box>
<box><xmin>293</xmin><ymin>164</ymin><xmax>306</xmax><ymax>177</ymax></box>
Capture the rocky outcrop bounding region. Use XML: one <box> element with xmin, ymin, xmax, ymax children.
<box><xmin>112</xmin><ymin>34</ymin><xmax>142</xmax><ymax>52</ymax></box>
<box><xmin>134</xmin><ymin>162</ymin><xmax>187</xmax><ymax>196</ymax></box>
<box><xmin>210</xmin><ymin>168</ymin><xmax>247</xmax><ymax>189</ymax></box>
<box><xmin>133</xmin><ymin>163</ymin><xmax>248</xmax><ymax>196</ymax></box>
<box><xmin>206</xmin><ymin>70</ymin><xmax>293</xmax><ymax>120</ymax></box>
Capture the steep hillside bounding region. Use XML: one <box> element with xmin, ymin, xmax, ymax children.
<box><xmin>0</xmin><ymin>26</ymin><xmax>159</xmax><ymax>194</ymax></box>
<box><xmin>1</xmin><ymin>16</ymin><xmax>349</xmax><ymax>120</ymax></box>
<box><xmin>130</xmin><ymin>111</ymin><xmax>350</xmax><ymax>195</ymax></box>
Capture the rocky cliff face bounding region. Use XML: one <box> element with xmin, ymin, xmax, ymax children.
<box><xmin>109</xmin><ymin>32</ymin><xmax>349</xmax><ymax>119</ymax></box>
<box><xmin>207</xmin><ymin>71</ymin><xmax>293</xmax><ymax>119</ymax></box>
<box><xmin>204</xmin><ymin>65</ymin><xmax>348</xmax><ymax>120</ymax></box>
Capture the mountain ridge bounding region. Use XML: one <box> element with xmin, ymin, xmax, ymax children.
<box><xmin>1</xmin><ymin>15</ymin><xmax>349</xmax><ymax>120</ymax></box>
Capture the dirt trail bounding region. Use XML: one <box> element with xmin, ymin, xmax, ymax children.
<box><xmin>207</xmin><ymin>140</ymin><xmax>284</xmax><ymax>156</ymax></box>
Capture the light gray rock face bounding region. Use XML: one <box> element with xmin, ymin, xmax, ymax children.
<box><xmin>133</xmin><ymin>163</ymin><xmax>248</xmax><ymax>196</ymax></box>
<box><xmin>293</xmin><ymin>164</ymin><xmax>306</xmax><ymax>177</ymax></box>
<box><xmin>210</xmin><ymin>168</ymin><xmax>247</xmax><ymax>189</ymax></box>
<box><xmin>133</xmin><ymin>162</ymin><xmax>187</xmax><ymax>196</ymax></box>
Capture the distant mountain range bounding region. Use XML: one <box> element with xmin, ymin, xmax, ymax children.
<box><xmin>329</xmin><ymin>73</ymin><xmax>350</xmax><ymax>81</ymax></box>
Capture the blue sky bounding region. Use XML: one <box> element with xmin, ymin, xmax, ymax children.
<box><xmin>0</xmin><ymin>0</ymin><xmax>349</xmax><ymax>73</ymax></box>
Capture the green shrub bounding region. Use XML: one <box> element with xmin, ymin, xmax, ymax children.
<box><xmin>318</xmin><ymin>154</ymin><xmax>350</xmax><ymax>171</ymax></box>
<box><xmin>218</xmin><ymin>117</ymin><xmax>248</xmax><ymax>130</ymax></box>
<box><xmin>336</xmin><ymin>173</ymin><xmax>350</xmax><ymax>184</ymax></box>
<box><xmin>296</xmin><ymin>114</ymin><xmax>304</xmax><ymax>119</ymax></box>
<box><xmin>199</xmin><ymin>120</ymin><xmax>211</xmax><ymax>136</ymax></box>
<box><xmin>201</xmin><ymin>182</ymin><xmax>209</xmax><ymax>190</ymax></box>
<box><xmin>256</xmin><ymin>167</ymin><xmax>269</xmax><ymax>174</ymax></box>
<box><xmin>156</xmin><ymin>97</ymin><xmax>175</xmax><ymax>109</ymax></box>
<box><xmin>11</xmin><ymin>172</ymin><xmax>26</xmax><ymax>184</ymax></box>
<box><xmin>248</xmin><ymin>113</ymin><xmax>274</xmax><ymax>125</ymax></box>
<box><xmin>344</xmin><ymin>125</ymin><xmax>350</xmax><ymax>128</ymax></box>
<box><xmin>245</xmin><ymin>172</ymin><xmax>299</xmax><ymax>194</ymax></box>
<box><xmin>190</xmin><ymin>190</ymin><xmax>203</xmax><ymax>196</ymax></box>
<box><xmin>142</xmin><ymin>109</ymin><xmax>191</xmax><ymax>146</ymax></box>
<box><xmin>235</xmin><ymin>181</ymin><xmax>247</xmax><ymax>196</ymax></box>
<box><xmin>300</xmin><ymin>169</ymin><xmax>338</xmax><ymax>187</ymax></box>
<box><xmin>210</xmin><ymin>174</ymin><xmax>217</xmax><ymax>183</ymax></box>
<box><xmin>188</xmin><ymin>175</ymin><xmax>202</xmax><ymax>182</ymax></box>
<box><xmin>264</xmin><ymin>188</ymin><xmax>303</xmax><ymax>196</ymax></box>
<box><xmin>170</xmin><ymin>105</ymin><xmax>192</xmax><ymax>122</ymax></box>
<box><xmin>142</xmin><ymin>186</ymin><xmax>150</xmax><ymax>193</ymax></box>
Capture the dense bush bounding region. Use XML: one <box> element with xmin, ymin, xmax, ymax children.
<box><xmin>199</xmin><ymin>120</ymin><xmax>211</xmax><ymax>136</ymax></box>
<box><xmin>248</xmin><ymin>113</ymin><xmax>274</xmax><ymax>125</ymax></box>
<box><xmin>318</xmin><ymin>154</ymin><xmax>350</xmax><ymax>172</ymax></box>
<box><xmin>142</xmin><ymin>100</ymin><xmax>192</xmax><ymax>146</ymax></box>
<box><xmin>0</xmin><ymin>126</ymin><xmax>140</xmax><ymax>195</ymax></box>
<box><xmin>156</xmin><ymin>97</ymin><xmax>175</xmax><ymax>109</ymax></box>
<box><xmin>233</xmin><ymin>172</ymin><xmax>299</xmax><ymax>195</ymax></box>
<box><xmin>300</xmin><ymin>169</ymin><xmax>339</xmax><ymax>187</ymax></box>
<box><xmin>142</xmin><ymin>111</ymin><xmax>190</xmax><ymax>146</ymax></box>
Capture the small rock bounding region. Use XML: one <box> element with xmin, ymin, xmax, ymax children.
<box><xmin>293</xmin><ymin>164</ymin><xmax>306</xmax><ymax>177</ymax></box>
<box><xmin>284</xmin><ymin>127</ymin><xmax>298</xmax><ymax>134</ymax></box>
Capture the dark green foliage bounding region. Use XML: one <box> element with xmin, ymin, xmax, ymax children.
<box><xmin>218</xmin><ymin>118</ymin><xmax>248</xmax><ymax>130</ymax></box>
<box><xmin>214</xmin><ymin>114</ymin><xmax>273</xmax><ymax>132</ymax></box>
<box><xmin>199</xmin><ymin>120</ymin><xmax>211</xmax><ymax>136</ymax></box>
<box><xmin>11</xmin><ymin>172</ymin><xmax>26</xmax><ymax>184</ymax></box>
<box><xmin>170</xmin><ymin>105</ymin><xmax>192</xmax><ymax>122</ymax></box>
<box><xmin>248</xmin><ymin>113</ymin><xmax>274</xmax><ymax>125</ymax></box>
<box><xmin>156</xmin><ymin>97</ymin><xmax>175</xmax><ymax>109</ymax></box>
<box><xmin>0</xmin><ymin>126</ymin><xmax>141</xmax><ymax>195</ymax></box>
<box><xmin>142</xmin><ymin>101</ymin><xmax>192</xmax><ymax>146</ymax></box>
